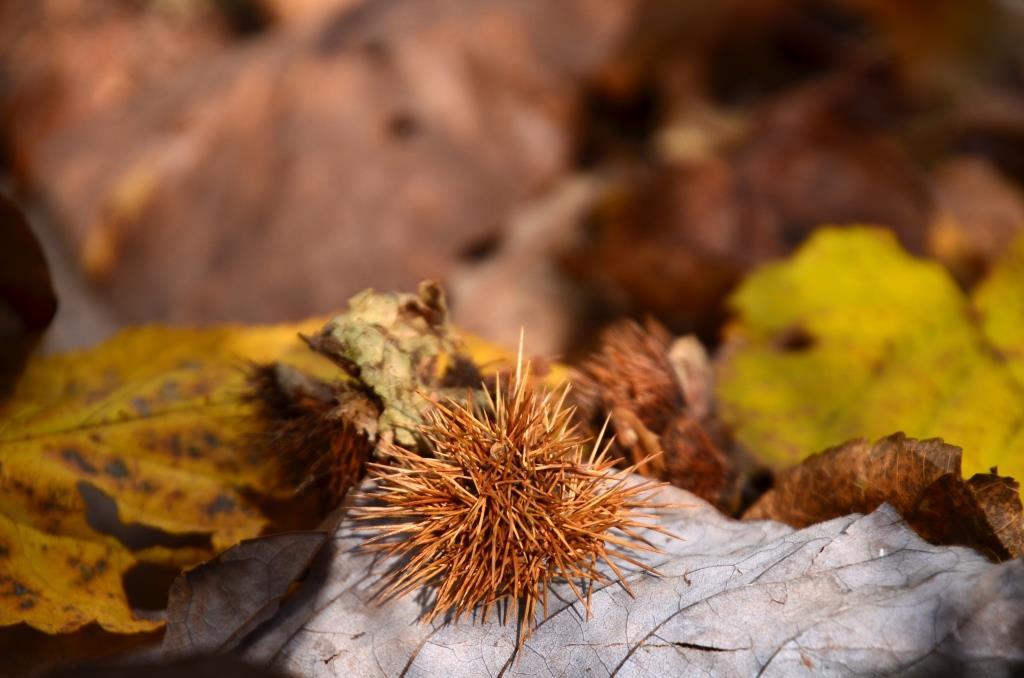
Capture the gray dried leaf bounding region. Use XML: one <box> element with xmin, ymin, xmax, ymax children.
<box><xmin>240</xmin><ymin>481</ymin><xmax>1024</xmax><ymax>676</ymax></box>
<box><xmin>162</xmin><ymin>530</ymin><xmax>329</xmax><ymax>657</ymax></box>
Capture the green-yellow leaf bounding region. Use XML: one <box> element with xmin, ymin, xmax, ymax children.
<box><xmin>716</xmin><ymin>227</ymin><xmax>1024</xmax><ymax>489</ymax></box>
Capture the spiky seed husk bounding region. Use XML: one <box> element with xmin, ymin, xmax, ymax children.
<box><xmin>577</xmin><ymin>319</ymin><xmax>681</xmax><ymax>430</ymax></box>
<box><xmin>355</xmin><ymin>359</ymin><xmax>672</xmax><ymax>643</ymax></box>
<box><xmin>659</xmin><ymin>415</ymin><xmax>735</xmax><ymax>507</ymax></box>
<box><xmin>571</xmin><ymin>320</ymin><xmax>741</xmax><ymax>511</ymax></box>
<box><xmin>248</xmin><ymin>362</ymin><xmax>375</xmax><ymax>503</ymax></box>
<box><xmin>572</xmin><ymin>319</ymin><xmax>681</xmax><ymax>473</ymax></box>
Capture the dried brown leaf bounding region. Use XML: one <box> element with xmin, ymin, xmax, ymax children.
<box><xmin>911</xmin><ymin>472</ymin><xmax>1024</xmax><ymax>562</ymax></box>
<box><xmin>744</xmin><ymin>433</ymin><xmax>1024</xmax><ymax>561</ymax></box>
<box><xmin>929</xmin><ymin>156</ymin><xmax>1024</xmax><ymax>286</ymax></box>
<box><xmin>569</xmin><ymin>66</ymin><xmax>932</xmax><ymax>339</ymax></box>
<box><xmin>20</xmin><ymin>0</ymin><xmax>642</xmax><ymax>329</ymax></box>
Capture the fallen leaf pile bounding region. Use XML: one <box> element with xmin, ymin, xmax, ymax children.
<box><xmin>0</xmin><ymin>230</ymin><xmax>1022</xmax><ymax>674</ymax></box>
<box><xmin>3</xmin><ymin>0</ymin><xmax>1024</xmax><ymax>675</ymax></box>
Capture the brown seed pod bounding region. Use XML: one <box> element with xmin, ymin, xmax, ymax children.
<box><xmin>659</xmin><ymin>415</ymin><xmax>735</xmax><ymax>507</ymax></box>
<box><xmin>574</xmin><ymin>318</ymin><xmax>681</xmax><ymax>442</ymax></box>
<box><xmin>572</xmin><ymin>319</ymin><xmax>682</xmax><ymax>479</ymax></box>
<box><xmin>572</xmin><ymin>319</ymin><xmax>740</xmax><ymax>511</ymax></box>
<box><xmin>248</xmin><ymin>362</ymin><xmax>377</xmax><ymax>504</ymax></box>
<box><xmin>354</xmin><ymin>354</ymin><xmax>673</xmax><ymax>643</ymax></box>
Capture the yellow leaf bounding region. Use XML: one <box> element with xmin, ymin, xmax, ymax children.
<box><xmin>0</xmin><ymin>513</ymin><xmax>156</xmax><ymax>633</ymax></box>
<box><xmin>974</xmin><ymin>235</ymin><xmax>1024</xmax><ymax>389</ymax></box>
<box><xmin>716</xmin><ymin>228</ymin><xmax>1024</xmax><ymax>489</ymax></box>
<box><xmin>0</xmin><ymin>319</ymin><xmax>336</xmax><ymax>633</ymax></box>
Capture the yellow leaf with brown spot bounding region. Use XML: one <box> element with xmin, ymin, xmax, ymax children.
<box><xmin>0</xmin><ymin>513</ymin><xmax>155</xmax><ymax>633</ymax></box>
<box><xmin>717</xmin><ymin>228</ymin><xmax>1024</xmax><ymax>492</ymax></box>
<box><xmin>0</xmin><ymin>319</ymin><xmax>337</xmax><ymax>633</ymax></box>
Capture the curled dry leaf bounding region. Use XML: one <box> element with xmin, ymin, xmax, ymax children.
<box><xmin>745</xmin><ymin>433</ymin><xmax>1024</xmax><ymax>561</ymax></box>
<box><xmin>717</xmin><ymin>227</ymin><xmax>1024</xmax><ymax>490</ymax></box>
<box><xmin>572</xmin><ymin>319</ymin><xmax>738</xmax><ymax>510</ymax></box>
<box><xmin>0</xmin><ymin>319</ymin><xmax>335</xmax><ymax>634</ymax></box>
<box><xmin>913</xmin><ymin>473</ymin><xmax>1024</xmax><ymax>561</ymax></box>
<box><xmin>302</xmin><ymin>281</ymin><xmax>458</xmax><ymax>448</ymax></box>
<box><xmin>162</xmin><ymin>530</ymin><xmax>329</xmax><ymax>657</ymax></box>
<box><xmin>240</xmin><ymin>480</ymin><xmax>1024</xmax><ymax>676</ymax></box>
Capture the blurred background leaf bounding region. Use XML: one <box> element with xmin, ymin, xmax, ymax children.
<box><xmin>716</xmin><ymin>227</ymin><xmax>1024</xmax><ymax>490</ymax></box>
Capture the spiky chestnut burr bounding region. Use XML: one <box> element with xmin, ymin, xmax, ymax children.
<box><xmin>248</xmin><ymin>362</ymin><xmax>376</xmax><ymax>504</ymax></box>
<box><xmin>354</xmin><ymin>353</ymin><xmax>673</xmax><ymax>643</ymax></box>
<box><xmin>572</xmin><ymin>319</ymin><xmax>681</xmax><ymax>476</ymax></box>
<box><xmin>572</xmin><ymin>319</ymin><xmax>739</xmax><ymax>511</ymax></box>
